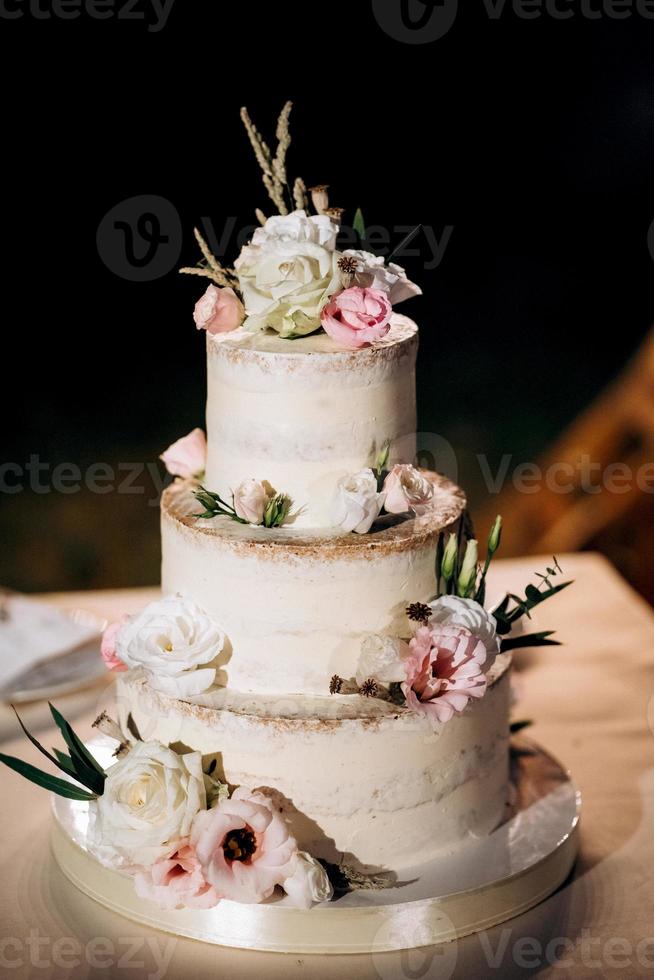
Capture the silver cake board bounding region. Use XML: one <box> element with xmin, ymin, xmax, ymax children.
<box><xmin>50</xmin><ymin>739</ymin><xmax>580</xmax><ymax>955</ymax></box>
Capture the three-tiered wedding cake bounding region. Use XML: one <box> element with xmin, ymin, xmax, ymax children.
<box><xmin>116</xmin><ymin>312</ymin><xmax>511</xmax><ymax>872</ymax></box>
<box><xmin>2</xmin><ymin>102</ymin><xmax>575</xmax><ymax>931</ymax></box>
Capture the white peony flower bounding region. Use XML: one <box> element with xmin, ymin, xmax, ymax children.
<box><xmin>283</xmin><ymin>851</ymin><xmax>334</xmax><ymax>909</ymax></box>
<box><xmin>342</xmin><ymin>249</ymin><xmax>422</xmax><ymax>304</ymax></box>
<box><xmin>233</xmin><ymin>478</ymin><xmax>275</xmax><ymax>525</ymax></box>
<box><xmin>356</xmin><ymin>634</ymin><xmax>409</xmax><ymax>686</ymax></box>
<box><xmin>250</xmin><ymin>209</ymin><xmax>339</xmax><ymax>251</ymax></box>
<box><xmin>428</xmin><ymin>595</ymin><xmax>500</xmax><ymax>667</ymax></box>
<box><xmin>236</xmin><ymin>239</ymin><xmax>342</xmax><ymax>338</ymax></box>
<box><xmin>89</xmin><ymin>741</ymin><xmax>206</xmax><ymax>869</ymax></box>
<box><xmin>116</xmin><ymin>595</ymin><xmax>224</xmax><ymax>698</ymax></box>
<box><xmin>332</xmin><ymin>468</ymin><xmax>385</xmax><ymax>534</ymax></box>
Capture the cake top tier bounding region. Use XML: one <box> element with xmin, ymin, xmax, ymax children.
<box><xmin>206</xmin><ymin>313</ymin><xmax>418</xmax><ymax>385</ymax></box>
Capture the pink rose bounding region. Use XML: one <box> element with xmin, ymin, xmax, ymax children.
<box><xmin>382</xmin><ymin>464</ymin><xmax>435</xmax><ymax>516</ymax></box>
<box><xmin>134</xmin><ymin>841</ymin><xmax>220</xmax><ymax>910</ymax></box>
<box><xmin>403</xmin><ymin>624</ymin><xmax>488</xmax><ymax>724</ymax></box>
<box><xmin>193</xmin><ymin>285</ymin><xmax>245</xmax><ymax>335</ymax></box>
<box><xmin>191</xmin><ymin>787</ymin><xmax>298</xmax><ymax>904</ymax></box>
<box><xmin>101</xmin><ymin>617</ymin><xmax>128</xmax><ymax>672</ymax></box>
<box><xmin>160</xmin><ymin>428</ymin><xmax>207</xmax><ymax>478</ymax></box>
<box><xmin>320</xmin><ymin>286</ymin><xmax>392</xmax><ymax>348</ymax></box>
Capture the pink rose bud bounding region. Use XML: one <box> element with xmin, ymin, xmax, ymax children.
<box><xmin>320</xmin><ymin>286</ymin><xmax>392</xmax><ymax>349</ymax></box>
<box><xmin>160</xmin><ymin>428</ymin><xmax>207</xmax><ymax>479</ymax></box>
<box><xmin>382</xmin><ymin>464</ymin><xmax>435</xmax><ymax>516</ymax></box>
<box><xmin>193</xmin><ymin>285</ymin><xmax>245</xmax><ymax>335</ymax></box>
<box><xmin>101</xmin><ymin>618</ymin><xmax>129</xmax><ymax>673</ymax></box>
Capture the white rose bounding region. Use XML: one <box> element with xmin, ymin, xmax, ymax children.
<box><xmin>356</xmin><ymin>634</ymin><xmax>408</xmax><ymax>686</ymax></box>
<box><xmin>283</xmin><ymin>851</ymin><xmax>333</xmax><ymax>909</ymax></box>
<box><xmin>116</xmin><ymin>594</ymin><xmax>224</xmax><ymax>697</ymax></box>
<box><xmin>250</xmin><ymin>209</ymin><xmax>339</xmax><ymax>251</ymax></box>
<box><xmin>428</xmin><ymin>595</ymin><xmax>500</xmax><ymax>667</ymax></box>
<box><xmin>236</xmin><ymin>240</ymin><xmax>342</xmax><ymax>338</ymax></box>
<box><xmin>332</xmin><ymin>468</ymin><xmax>385</xmax><ymax>534</ymax></box>
<box><xmin>342</xmin><ymin>249</ymin><xmax>422</xmax><ymax>304</ymax></box>
<box><xmin>233</xmin><ymin>478</ymin><xmax>275</xmax><ymax>525</ymax></box>
<box><xmin>89</xmin><ymin>742</ymin><xmax>206</xmax><ymax>868</ymax></box>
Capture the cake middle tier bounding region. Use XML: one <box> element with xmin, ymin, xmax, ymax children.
<box><xmin>204</xmin><ymin>314</ymin><xmax>418</xmax><ymax>529</ymax></box>
<box><xmin>161</xmin><ymin>475</ymin><xmax>466</xmax><ymax>697</ymax></box>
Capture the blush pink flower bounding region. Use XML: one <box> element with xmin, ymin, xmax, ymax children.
<box><xmin>320</xmin><ymin>286</ymin><xmax>392</xmax><ymax>348</ymax></box>
<box><xmin>193</xmin><ymin>285</ymin><xmax>245</xmax><ymax>335</ymax></box>
<box><xmin>402</xmin><ymin>624</ymin><xmax>488</xmax><ymax>724</ymax></box>
<box><xmin>134</xmin><ymin>841</ymin><xmax>220</xmax><ymax>910</ymax></box>
<box><xmin>160</xmin><ymin>428</ymin><xmax>207</xmax><ymax>478</ymax></box>
<box><xmin>191</xmin><ymin>788</ymin><xmax>298</xmax><ymax>904</ymax></box>
<box><xmin>382</xmin><ymin>464</ymin><xmax>435</xmax><ymax>516</ymax></box>
<box><xmin>101</xmin><ymin>617</ymin><xmax>128</xmax><ymax>672</ymax></box>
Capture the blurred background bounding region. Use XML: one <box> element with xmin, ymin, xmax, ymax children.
<box><xmin>1</xmin><ymin>2</ymin><xmax>653</xmax><ymax>599</ymax></box>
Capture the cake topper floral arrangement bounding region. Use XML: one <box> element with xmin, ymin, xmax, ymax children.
<box><xmin>179</xmin><ymin>101</ymin><xmax>421</xmax><ymax>346</ymax></box>
<box><xmin>330</xmin><ymin>516</ymin><xmax>573</xmax><ymax>726</ymax></box>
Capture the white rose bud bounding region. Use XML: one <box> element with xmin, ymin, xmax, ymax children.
<box><xmin>233</xmin><ymin>478</ymin><xmax>276</xmax><ymax>525</ymax></box>
<box><xmin>283</xmin><ymin>851</ymin><xmax>333</xmax><ymax>909</ymax></box>
<box><xmin>356</xmin><ymin>634</ymin><xmax>408</xmax><ymax>686</ymax></box>
<box><xmin>89</xmin><ymin>742</ymin><xmax>206</xmax><ymax>869</ymax></box>
<box><xmin>332</xmin><ymin>468</ymin><xmax>385</xmax><ymax>534</ymax></box>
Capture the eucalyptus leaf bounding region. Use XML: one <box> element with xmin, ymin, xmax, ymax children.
<box><xmin>49</xmin><ymin>703</ymin><xmax>105</xmax><ymax>794</ymax></box>
<box><xmin>501</xmin><ymin>631</ymin><xmax>561</xmax><ymax>652</ymax></box>
<box><xmin>0</xmin><ymin>753</ymin><xmax>97</xmax><ymax>801</ymax></box>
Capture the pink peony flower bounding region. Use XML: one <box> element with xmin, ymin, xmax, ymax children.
<box><xmin>101</xmin><ymin>617</ymin><xmax>128</xmax><ymax>672</ymax></box>
<box><xmin>134</xmin><ymin>841</ymin><xmax>220</xmax><ymax>910</ymax></box>
<box><xmin>382</xmin><ymin>464</ymin><xmax>435</xmax><ymax>516</ymax></box>
<box><xmin>193</xmin><ymin>285</ymin><xmax>245</xmax><ymax>335</ymax></box>
<box><xmin>191</xmin><ymin>787</ymin><xmax>298</xmax><ymax>904</ymax></box>
<box><xmin>320</xmin><ymin>286</ymin><xmax>392</xmax><ymax>348</ymax></box>
<box><xmin>160</xmin><ymin>428</ymin><xmax>207</xmax><ymax>478</ymax></box>
<box><xmin>402</xmin><ymin>624</ymin><xmax>488</xmax><ymax>724</ymax></box>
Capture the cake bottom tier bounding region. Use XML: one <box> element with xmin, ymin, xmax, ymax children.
<box><xmin>116</xmin><ymin>658</ymin><xmax>511</xmax><ymax>872</ymax></box>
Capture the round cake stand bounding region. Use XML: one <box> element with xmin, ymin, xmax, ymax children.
<box><xmin>50</xmin><ymin>739</ymin><xmax>580</xmax><ymax>955</ymax></box>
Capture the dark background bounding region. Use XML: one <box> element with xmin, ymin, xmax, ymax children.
<box><xmin>1</xmin><ymin>1</ymin><xmax>653</xmax><ymax>595</ymax></box>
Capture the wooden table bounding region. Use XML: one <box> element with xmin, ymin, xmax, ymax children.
<box><xmin>1</xmin><ymin>554</ymin><xmax>654</xmax><ymax>979</ymax></box>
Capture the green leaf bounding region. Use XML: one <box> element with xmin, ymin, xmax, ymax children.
<box><xmin>12</xmin><ymin>705</ymin><xmax>65</xmax><ymax>771</ymax></box>
<box><xmin>52</xmin><ymin>748</ymin><xmax>78</xmax><ymax>778</ymax></box>
<box><xmin>501</xmin><ymin>631</ymin><xmax>561</xmax><ymax>652</ymax></box>
<box><xmin>49</xmin><ymin>703</ymin><xmax>105</xmax><ymax>795</ymax></box>
<box><xmin>0</xmin><ymin>753</ymin><xmax>97</xmax><ymax>801</ymax></box>
<box><xmin>510</xmin><ymin>719</ymin><xmax>533</xmax><ymax>734</ymax></box>
<box><xmin>353</xmin><ymin>207</ymin><xmax>366</xmax><ymax>243</ymax></box>
<box><xmin>508</xmin><ymin>581</ymin><xmax>572</xmax><ymax>623</ymax></box>
<box><xmin>387</xmin><ymin>224</ymin><xmax>422</xmax><ymax>266</ymax></box>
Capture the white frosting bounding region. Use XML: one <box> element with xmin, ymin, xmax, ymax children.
<box><xmin>161</xmin><ymin>477</ymin><xmax>466</xmax><ymax>697</ymax></box>
<box><xmin>117</xmin><ymin>657</ymin><xmax>511</xmax><ymax>872</ymax></box>
<box><xmin>204</xmin><ymin>315</ymin><xmax>418</xmax><ymax>528</ymax></box>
